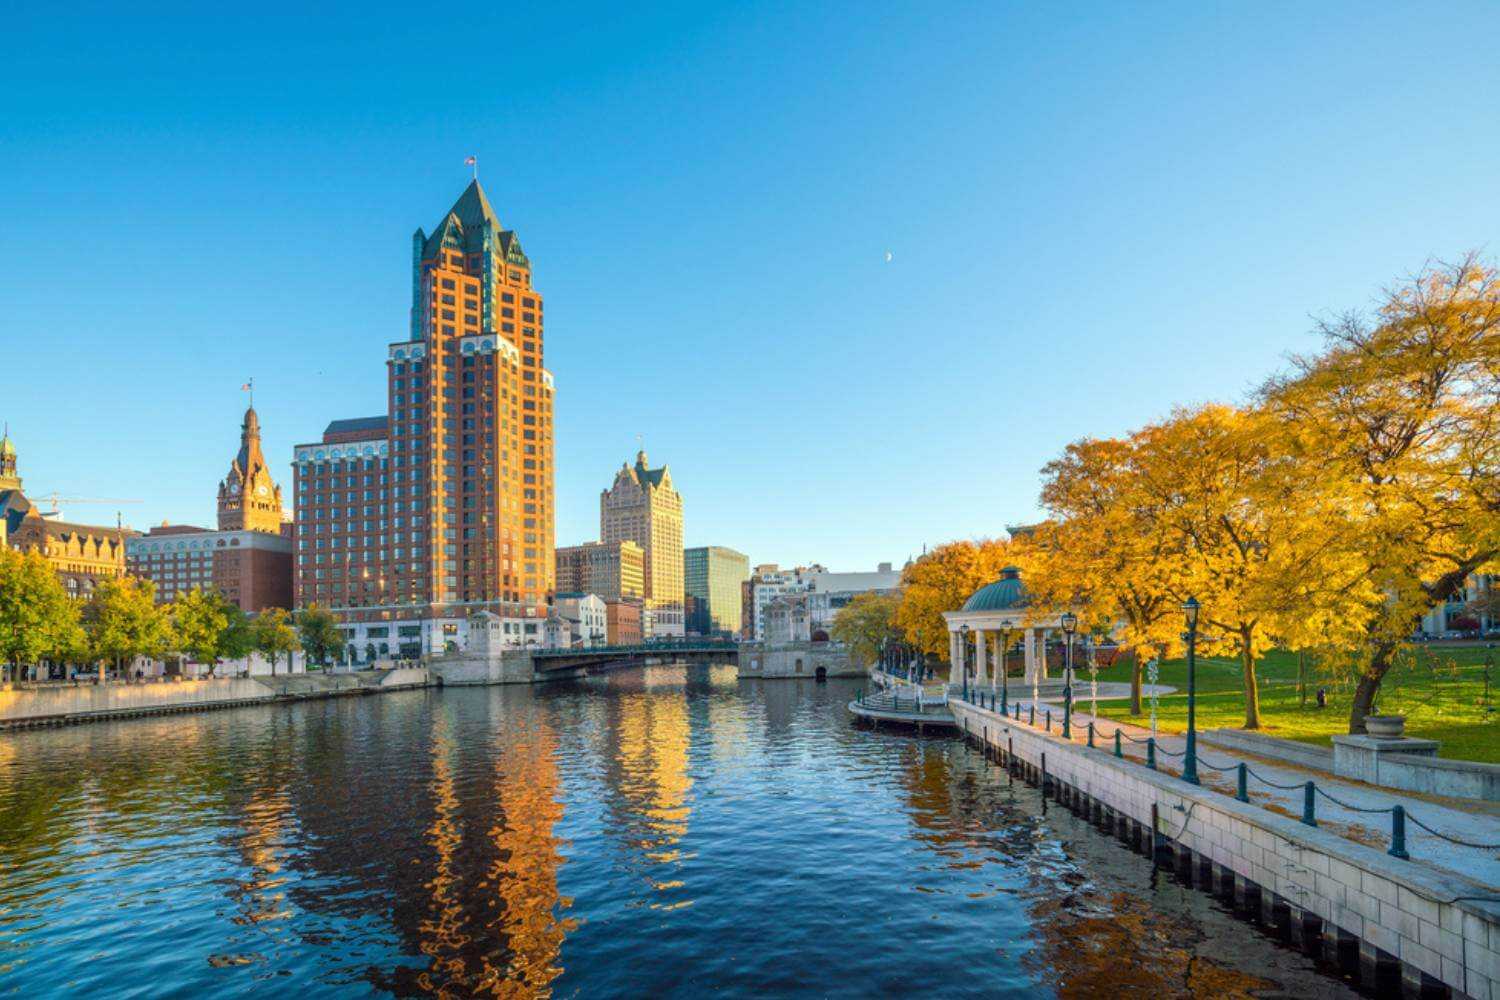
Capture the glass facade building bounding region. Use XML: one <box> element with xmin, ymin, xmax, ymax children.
<box><xmin>684</xmin><ymin>546</ymin><xmax>749</xmax><ymax>638</ymax></box>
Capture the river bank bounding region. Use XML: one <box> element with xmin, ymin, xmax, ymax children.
<box><xmin>0</xmin><ymin>668</ymin><xmax>430</xmax><ymax>729</ymax></box>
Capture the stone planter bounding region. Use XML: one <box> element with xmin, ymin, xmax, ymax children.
<box><xmin>1363</xmin><ymin>714</ymin><xmax>1406</xmax><ymax>739</ymax></box>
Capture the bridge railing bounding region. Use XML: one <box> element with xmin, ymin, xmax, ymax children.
<box><xmin>530</xmin><ymin>641</ymin><xmax>739</xmax><ymax>658</ymax></box>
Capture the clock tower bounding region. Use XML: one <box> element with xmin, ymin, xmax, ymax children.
<box><xmin>218</xmin><ymin>405</ymin><xmax>284</xmax><ymax>532</ymax></box>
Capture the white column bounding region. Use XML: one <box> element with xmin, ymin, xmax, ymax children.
<box><xmin>947</xmin><ymin>630</ymin><xmax>962</xmax><ymax>686</ymax></box>
<box><xmin>1023</xmin><ymin>628</ymin><xmax>1037</xmax><ymax>684</ymax></box>
<box><xmin>974</xmin><ymin>628</ymin><xmax>988</xmax><ymax>686</ymax></box>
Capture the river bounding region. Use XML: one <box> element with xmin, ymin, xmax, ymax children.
<box><xmin>0</xmin><ymin>666</ymin><xmax>1361</xmax><ymax>997</ymax></box>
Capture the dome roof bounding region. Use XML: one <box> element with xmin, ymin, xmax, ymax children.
<box><xmin>961</xmin><ymin>566</ymin><xmax>1028</xmax><ymax>612</ymax></box>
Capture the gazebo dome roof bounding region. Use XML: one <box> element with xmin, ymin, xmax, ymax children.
<box><xmin>961</xmin><ymin>566</ymin><xmax>1028</xmax><ymax>612</ymax></box>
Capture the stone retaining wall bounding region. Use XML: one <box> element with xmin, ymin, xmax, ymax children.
<box><xmin>950</xmin><ymin>700</ymin><xmax>1500</xmax><ymax>999</ymax></box>
<box><xmin>739</xmin><ymin>642</ymin><xmax>860</xmax><ymax>679</ymax></box>
<box><xmin>0</xmin><ymin>678</ymin><xmax>273</xmax><ymax>727</ymax></box>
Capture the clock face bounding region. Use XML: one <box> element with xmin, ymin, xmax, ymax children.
<box><xmin>256</xmin><ymin>484</ymin><xmax>269</xmax><ymax>497</ymax></box>
<box><xmin>229</xmin><ymin>482</ymin><xmax>240</xmax><ymax>495</ymax></box>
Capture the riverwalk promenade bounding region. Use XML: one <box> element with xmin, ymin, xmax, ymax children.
<box><xmin>949</xmin><ymin>688</ymin><xmax>1500</xmax><ymax>999</ymax></box>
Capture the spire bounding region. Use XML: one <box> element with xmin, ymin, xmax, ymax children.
<box><xmin>448</xmin><ymin>178</ymin><xmax>502</xmax><ymax>232</ymax></box>
<box><xmin>237</xmin><ymin>405</ymin><xmax>263</xmax><ymax>472</ymax></box>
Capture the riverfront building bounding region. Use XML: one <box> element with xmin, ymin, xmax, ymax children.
<box><xmin>601</xmin><ymin>451</ymin><xmax>683</xmax><ymax>637</ymax></box>
<box><xmin>126</xmin><ymin>405</ymin><xmax>294</xmax><ymax>610</ymax></box>
<box><xmin>805</xmin><ymin>563</ymin><xmax>902</xmax><ymax>635</ymax></box>
<box><xmin>683</xmin><ymin>545</ymin><xmax>748</xmax><ymax>637</ymax></box>
<box><xmin>0</xmin><ymin>427</ymin><xmax>134</xmax><ymax>597</ymax></box>
<box><xmin>555</xmin><ymin>540</ymin><xmax>644</xmax><ymax>602</ymax></box>
<box><xmin>742</xmin><ymin>564</ymin><xmax>825</xmax><ymax>640</ymax></box>
<box><xmin>292</xmin><ymin>180</ymin><xmax>557</xmax><ymax>657</ymax></box>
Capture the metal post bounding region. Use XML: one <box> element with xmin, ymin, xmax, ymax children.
<box><xmin>1114</xmin><ymin>730</ymin><xmax>1122</xmax><ymax>758</ymax></box>
<box><xmin>1389</xmin><ymin>806</ymin><xmax>1409</xmax><ymax>859</ymax></box>
<box><xmin>1062</xmin><ymin>629</ymin><xmax>1074</xmax><ymax>739</ymax></box>
<box><xmin>1146</xmin><ymin>738</ymin><xmax>1156</xmax><ymax>770</ymax></box>
<box><xmin>1182</xmin><ymin>600</ymin><xmax>1200</xmax><ymax>786</ymax></box>
<box><xmin>1029</xmin><ymin>703</ymin><xmax>1035</xmax><ymax>725</ymax></box>
<box><xmin>1046</xmin><ymin>709</ymin><xmax>1052</xmax><ymax>732</ymax></box>
<box><xmin>1236</xmin><ymin>763</ymin><xmax>1248</xmax><ymax>802</ymax></box>
<box><xmin>1302</xmin><ymin>782</ymin><xmax>1317</xmax><ymax>827</ymax></box>
<box><xmin>1087</xmin><ymin>721</ymin><xmax>1095</xmax><ymax>748</ymax></box>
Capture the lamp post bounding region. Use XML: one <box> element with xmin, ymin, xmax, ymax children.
<box><xmin>1182</xmin><ymin>596</ymin><xmax>1201</xmax><ymax>785</ymax></box>
<box><xmin>960</xmin><ymin>624</ymin><xmax>970</xmax><ymax>702</ymax></box>
<box><xmin>1060</xmin><ymin>611</ymin><xmax>1077</xmax><ymax>738</ymax></box>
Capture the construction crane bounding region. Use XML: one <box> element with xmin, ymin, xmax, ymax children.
<box><xmin>33</xmin><ymin>493</ymin><xmax>143</xmax><ymax>527</ymax></box>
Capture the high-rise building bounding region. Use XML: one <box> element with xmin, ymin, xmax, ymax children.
<box><xmin>125</xmin><ymin>405</ymin><xmax>293</xmax><ymax>611</ymax></box>
<box><xmin>292</xmin><ymin>180</ymin><xmax>556</xmax><ymax>657</ymax></box>
<box><xmin>683</xmin><ymin>546</ymin><xmax>748</xmax><ymax>637</ymax></box>
<box><xmin>554</xmin><ymin>540</ymin><xmax>644</xmax><ymax>601</ymax></box>
<box><xmin>600</xmin><ymin>451</ymin><xmax>683</xmax><ymax>637</ymax></box>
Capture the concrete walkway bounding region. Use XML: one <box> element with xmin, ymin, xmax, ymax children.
<box><xmin>967</xmin><ymin>688</ymin><xmax>1500</xmax><ymax>887</ymax></box>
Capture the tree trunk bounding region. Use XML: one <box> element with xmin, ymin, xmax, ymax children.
<box><xmin>271</xmin><ymin>653</ymin><xmax>277</xmax><ymax>678</ymax></box>
<box><xmin>1240</xmin><ymin>634</ymin><xmax>1261</xmax><ymax>730</ymax></box>
<box><xmin>1298</xmin><ymin>650</ymin><xmax>1306</xmax><ymax>708</ymax></box>
<box><xmin>1129</xmin><ymin>651</ymin><xmax>1143</xmax><ymax>716</ymax></box>
<box><xmin>1347</xmin><ymin>640</ymin><xmax>1397</xmax><ymax>734</ymax></box>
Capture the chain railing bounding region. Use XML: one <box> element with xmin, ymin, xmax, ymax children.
<box><xmin>950</xmin><ymin>692</ymin><xmax>1500</xmax><ymax>860</ymax></box>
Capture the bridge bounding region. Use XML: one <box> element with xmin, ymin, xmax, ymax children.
<box><xmin>530</xmin><ymin>640</ymin><xmax>740</xmax><ymax>676</ymax></box>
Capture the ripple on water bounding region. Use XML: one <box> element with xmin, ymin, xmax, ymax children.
<box><xmin>0</xmin><ymin>669</ymin><xmax>1360</xmax><ymax>998</ymax></box>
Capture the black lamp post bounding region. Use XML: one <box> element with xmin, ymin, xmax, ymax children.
<box><xmin>1060</xmin><ymin>612</ymin><xmax>1077</xmax><ymax>738</ymax></box>
<box><xmin>1182</xmin><ymin>596</ymin><xmax>1201</xmax><ymax>785</ymax></box>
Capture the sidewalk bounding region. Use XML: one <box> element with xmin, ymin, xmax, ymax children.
<box><xmin>976</xmin><ymin>686</ymin><xmax>1500</xmax><ymax>887</ymax></box>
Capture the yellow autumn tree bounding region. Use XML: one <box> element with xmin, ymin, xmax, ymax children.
<box><xmin>1020</xmin><ymin>436</ymin><xmax>1191</xmax><ymax>716</ymax></box>
<box><xmin>1127</xmin><ymin>404</ymin><xmax>1375</xmax><ymax>729</ymax></box>
<box><xmin>1261</xmin><ymin>255</ymin><xmax>1500</xmax><ymax>731</ymax></box>
<box><xmin>894</xmin><ymin>539</ymin><xmax>1015</xmax><ymax>661</ymax></box>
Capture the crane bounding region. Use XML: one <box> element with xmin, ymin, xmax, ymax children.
<box><xmin>33</xmin><ymin>492</ymin><xmax>143</xmax><ymax>527</ymax></box>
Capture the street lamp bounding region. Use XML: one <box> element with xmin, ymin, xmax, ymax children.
<box><xmin>960</xmin><ymin>623</ymin><xmax>970</xmax><ymax>702</ymax></box>
<box><xmin>1182</xmin><ymin>596</ymin><xmax>1201</xmax><ymax>785</ymax></box>
<box><xmin>1060</xmin><ymin>611</ymin><xmax>1077</xmax><ymax>738</ymax></box>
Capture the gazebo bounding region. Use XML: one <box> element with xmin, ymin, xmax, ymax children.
<box><xmin>941</xmin><ymin>567</ymin><xmax>1070</xmax><ymax>691</ymax></box>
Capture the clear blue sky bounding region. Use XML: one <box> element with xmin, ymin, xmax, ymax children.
<box><xmin>3</xmin><ymin>2</ymin><xmax>1497</xmax><ymax>572</ymax></box>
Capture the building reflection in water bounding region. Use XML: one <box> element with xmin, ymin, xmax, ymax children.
<box><xmin>606</xmin><ymin>666</ymin><xmax>694</xmax><ymax>905</ymax></box>
<box><xmin>393</xmin><ymin>701</ymin><xmax>573</xmax><ymax>998</ymax></box>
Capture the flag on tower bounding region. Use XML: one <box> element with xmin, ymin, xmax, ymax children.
<box><xmin>464</xmin><ymin>156</ymin><xmax>476</xmax><ymax>165</ymax></box>
<box><xmin>241</xmin><ymin>381</ymin><xmax>252</xmax><ymax>391</ymax></box>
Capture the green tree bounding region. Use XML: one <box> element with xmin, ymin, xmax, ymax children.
<box><xmin>82</xmin><ymin>577</ymin><xmax>175</xmax><ymax>683</ymax></box>
<box><xmin>171</xmin><ymin>587</ymin><xmax>230</xmax><ymax>675</ymax></box>
<box><xmin>297</xmin><ymin>604</ymin><xmax>341</xmax><ymax>667</ymax></box>
<box><xmin>219</xmin><ymin>605</ymin><xmax>255</xmax><ymax>674</ymax></box>
<box><xmin>0</xmin><ymin>548</ymin><xmax>84</xmax><ymax>682</ymax></box>
<box><xmin>894</xmin><ymin>539</ymin><xmax>1015</xmax><ymax>660</ymax></box>
<box><xmin>831</xmin><ymin>592</ymin><xmax>902</xmax><ymax>670</ymax></box>
<box><xmin>251</xmin><ymin>607</ymin><xmax>299</xmax><ymax>677</ymax></box>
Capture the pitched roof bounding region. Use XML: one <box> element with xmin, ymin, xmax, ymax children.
<box><xmin>324</xmin><ymin>415</ymin><xmax>388</xmax><ymax>438</ymax></box>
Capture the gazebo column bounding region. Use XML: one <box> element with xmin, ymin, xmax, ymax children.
<box><xmin>947</xmin><ymin>630</ymin><xmax>962</xmax><ymax>686</ymax></box>
<box><xmin>1023</xmin><ymin>628</ymin><xmax>1037</xmax><ymax>684</ymax></box>
<box><xmin>974</xmin><ymin>628</ymin><xmax>988</xmax><ymax>687</ymax></box>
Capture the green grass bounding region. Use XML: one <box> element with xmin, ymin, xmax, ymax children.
<box><xmin>1084</xmin><ymin>645</ymin><xmax>1500</xmax><ymax>763</ymax></box>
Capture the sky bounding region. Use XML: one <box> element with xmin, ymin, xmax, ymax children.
<box><xmin>3</xmin><ymin>2</ymin><xmax>1498</xmax><ymax>572</ymax></box>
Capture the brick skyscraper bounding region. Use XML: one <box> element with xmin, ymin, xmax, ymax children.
<box><xmin>293</xmin><ymin>180</ymin><xmax>556</xmax><ymax>658</ymax></box>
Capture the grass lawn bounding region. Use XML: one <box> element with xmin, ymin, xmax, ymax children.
<box><xmin>1083</xmin><ymin>644</ymin><xmax>1500</xmax><ymax>764</ymax></box>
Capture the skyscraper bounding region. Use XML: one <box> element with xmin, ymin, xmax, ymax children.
<box><xmin>600</xmin><ymin>451</ymin><xmax>683</xmax><ymax>637</ymax></box>
<box><xmin>293</xmin><ymin>180</ymin><xmax>556</xmax><ymax>657</ymax></box>
<box><xmin>684</xmin><ymin>546</ymin><xmax>748</xmax><ymax>638</ymax></box>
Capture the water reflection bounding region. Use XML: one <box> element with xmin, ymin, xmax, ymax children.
<box><xmin>0</xmin><ymin>668</ymin><xmax>1357</xmax><ymax>998</ymax></box>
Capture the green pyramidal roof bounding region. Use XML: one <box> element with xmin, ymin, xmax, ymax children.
<box><xmin>449</xmin><ymin>179</ymin><xmax>501</xmax><ymax>231</ymax></box>
<box><xmin>419</xmin><ymin>180</ymin><xmax>527</xmax><ymax>267</ymax></box>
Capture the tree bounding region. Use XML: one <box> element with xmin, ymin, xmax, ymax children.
<box><xmin>251</xmin><ymin>607</ymin><xmax>299</xmax><ymax>677</ymax></box>
<box><xmin>171</xmin><ymin>587</ymin><xmax>230</xmax><ymax>675</ymax></box>
<box><xmin>831</xmin><ymin>592</ymin><xmax>902</xmax><ymax>669</ymax></box>
<box><xmin>82</xmin><ymin>577</ymin><xmax>175</xmax><ymax>683</ymax></box>
<box><xmin>1262</xmin><ymin>256</ymin><xmax>1500</xmax><ymax>731</ymax></box>
<box><xmin>894</xmin><ymin>539</ymin><xmax>1015</xmax><ymax>661</ymax></box>
<box><xmin>296</xmin><ymin>604</ymin><xmax>341</xmax><ymax>668</ymax></box>
<box><xmin>0</xmin><ymin>548</ymin><xmax>84</xmax><ymax>682</ymax></box>
<box><xmin>219</xmin><ymin>605</ymin><xmax>256</xmax><ymax>674</ymax></box>
<box><xmin>1124</xmin><ymin>405</ymin><xmax>1374</xmax><ymax>729</ymax></box>
<box><xmin>1023</xmin><ymin>437</ymin><xmax>1190</xmax><ymax>716</ymax></box>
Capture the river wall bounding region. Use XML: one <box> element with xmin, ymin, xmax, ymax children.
<box><xmin>948</xmin><ymin>699</ymin><xmax>1500</xmax><ymax>1000</ymax></box>
<box><xmin>0</xmin><ymin>669</ymin><xmax>434</xmax><ymax>729</ymax></box>
<box><xmin>738</xmin><ymin>642</ymin><xmax>860</xmax><ymax>679</ymax></box>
